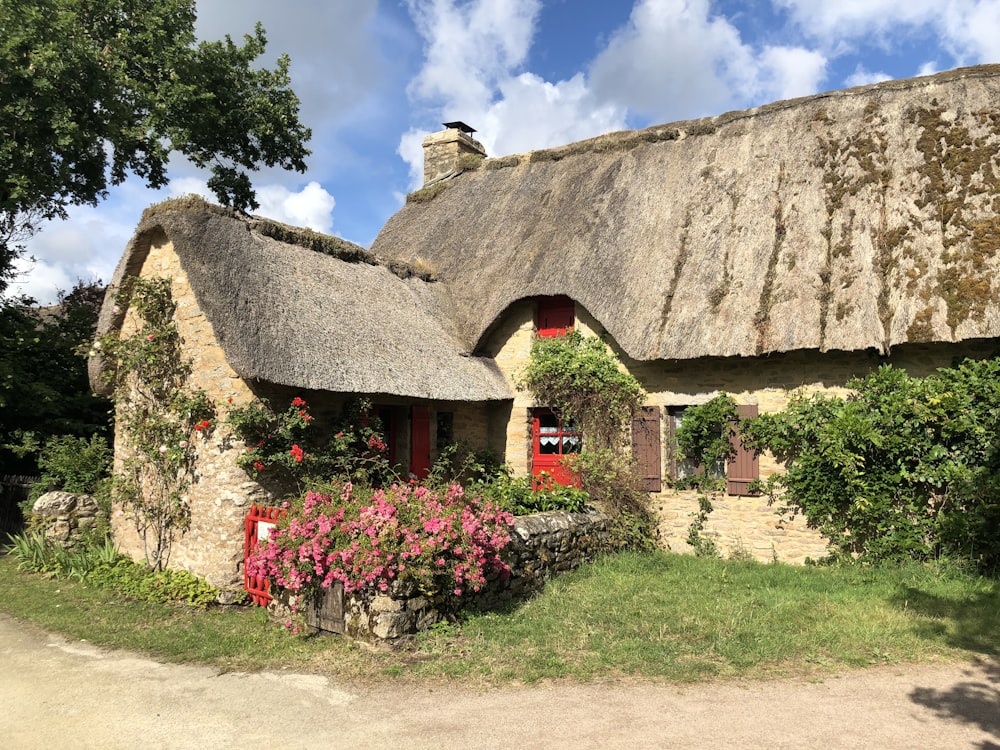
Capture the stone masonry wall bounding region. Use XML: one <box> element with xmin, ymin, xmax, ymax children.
<box><xmin>304</xmin><ymin>509</ymin><xmax>611</xmax><ymax>642</ymax></box>
<box><xmin>113</xmin><ymin>237</ymin><xmax>271</xmax><ymax>588</ymax></box>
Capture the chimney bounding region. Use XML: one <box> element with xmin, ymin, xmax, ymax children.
<box><xmin>421</xmin><ymin>121</ymin><xmax>486</xmax><ymax>186</ymax></box>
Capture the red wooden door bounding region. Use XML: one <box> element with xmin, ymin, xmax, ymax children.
<box><xmin>409</xmin><ymin>405</ymin><xmax>431</xmax><ymax>479</ymax></box>
<box><xmin>531</xmin><ymin>408</ymin><xmax>581</xmax><ymax>487</ymax></box>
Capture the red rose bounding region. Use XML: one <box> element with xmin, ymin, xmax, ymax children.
<box><xmin>291</xmin><ymin>397</ymin><xmax>306</xmax><ymax>408</ymax></box>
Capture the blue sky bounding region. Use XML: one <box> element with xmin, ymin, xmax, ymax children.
<box><xmin>14</xmin><ymin>0</ymin><xmax>1000</xmax><ymax>302</ymax></box>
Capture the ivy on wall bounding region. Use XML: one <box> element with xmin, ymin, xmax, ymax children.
<box><xmin>518</xmin><ymin>330</ymin><xmax>645</xmax><ymax>452</ymax></box>
<box><xmin>97</xmin><ymin>276</ymin><xmax>214</xmax><ymax>570</ymax></box>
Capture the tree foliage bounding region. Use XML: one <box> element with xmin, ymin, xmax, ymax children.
<box><xmin>742</xmin><ymin>360</ymin><xmax>1000</xmax><ymax>570</ymax></box>
<box><xmin>0</xmin><ymin>282</ymin><xmax>111</xmax><ymax>473</ymax></box>
<box><xmin>0</xmin><ymin>0</ymin><xmax>311</xmax><ymax>292</ymax></box>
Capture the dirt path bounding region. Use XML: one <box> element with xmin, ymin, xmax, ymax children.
<box><xmin>2</xmin><ymin>613</ymin><xmax>997</xmax><ymax>749</ymax></box>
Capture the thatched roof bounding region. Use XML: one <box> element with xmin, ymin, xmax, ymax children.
<box><xmin>372</xmin><ymin>64</ymin><xmax>1000</xmax><ymax>360</ymax></box>
<box><xmin>89</xmin><ymin>199</ymin><xmax>511</xmax><ymax>401</ymax></box>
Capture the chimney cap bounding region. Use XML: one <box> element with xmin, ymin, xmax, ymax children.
<box><xmin>443</xmin><ymin>121</ymin><xmax>476</xmax><ymax>134</ymax></box>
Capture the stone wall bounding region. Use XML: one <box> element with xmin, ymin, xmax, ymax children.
<box><xmin>303</xmin><ymin>509</ymin><xmax>611</xmax><ymax>642</ymax></box>
<box><xmin>113</xmin><ymin>237</ymin><xmax>272</xmax><ymax>588</ymax></box>
<box><xmin>655</xmin><ymin>489</ymin><xmax>830</xmax><ymax>564</ymax></box>
<box><xmin>31</xmin><ymin>491</ymin><xmax>103</xmax><ymax>547</ymax></box>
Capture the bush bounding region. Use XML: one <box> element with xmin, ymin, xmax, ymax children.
<box><xmin>566</xmin><ymin>450</ymin><xmax>657</xmax><ymax>551</ymax></box>
<box><xmin>227</xmin><ymin>396</ymin><xmax>397</xmax><ymax>489</ymax></box>
<box><xmin>742</xmin><ymin>359</ymin><xmax>1000</xmax><ymax>571</ymax></box>
<box><xmin>5</xmin><ymin>530</ymin><xmax>219</xmax><ymax>606</ymax></box>
<box><xmin>247</xmin><ymin>481</ymin><xmax>513</xmax><ymax>609</ymax></box>
<box><xmin>23</xmin><ymin>434</ymin><xmax>112</xmax><ymax>515</ymax></box>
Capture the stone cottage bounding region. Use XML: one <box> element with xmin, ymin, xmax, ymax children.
<box><xmin>92</xmin><ymin>64</ymin><xmax>1000</xmax><ymax>586</ymax></box>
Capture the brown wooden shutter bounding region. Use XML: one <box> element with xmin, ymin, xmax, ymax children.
<box><xmin>632</xmin><ymin>405</ymin><xmax>662</xmax><ymax>492</ymax></box>
<box><xmin>727</xmin><ymin>404</ymin><xmax>759</xmax><ymax>495</ymax></box>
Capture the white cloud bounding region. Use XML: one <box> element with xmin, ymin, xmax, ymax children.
<box><xmin>845</xmin><ymin>66</ymin><xmax>893</xmax><ymax>87</ymax></box>
<box><xmin>588</xmin><ymin>0</ymin><xmax>829</xmax><ymax>120</ymax></box>
<box><xmin>485</xmin><ymin>73</ymin><xmax>624</xmax><ymax>155</ymax></box>
<box><xmin>757</xmin><ymin>46</ymin><xmax>829</xmax><ymax>100</ymax></box>
<box><xmin>10</xmin><ymin>205</ymin><xmax>135</xmax><ymax>303</ymax></box>
<box><xmin>399</xmin><ymin>0</ymin><xmax>626</xmax><ymax>188</ymax></box>
<box><xmin>255</xmin><ymin>182</ymin><xmax>336</xmax><ymax>234</ymax></box>
<box><xmin>405</xmin><ymin>0</ymin><xmax>541</xmax><ymax>114</ymax></box>
<box><xmin>775</xmin><ymin>0</ymin><xmax>1000</xmax><ymax>65</ymax></box>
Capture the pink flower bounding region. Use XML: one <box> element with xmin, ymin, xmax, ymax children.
<box><xmin>146</xmin><ymin>334</ymin><xmax>155</xmax><ymax>341</ymax></box>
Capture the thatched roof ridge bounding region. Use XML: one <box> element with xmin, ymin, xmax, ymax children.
<box><xmin>374</xmin><ymin>64</ymin><xmax>1000</xmax><ymax>360</ymax></box>
<box><xmin>89</xmin><ymin>200</ymin><xmax>511</xmax><ymax>400</ymax></box>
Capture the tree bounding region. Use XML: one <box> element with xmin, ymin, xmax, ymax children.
<box><xmin>0</xmin><ymin>281</ymin><xmax>112</xmax><ymax>474</ymax></box>
<box><xmin>0</xmin><ymin>0</ymin><xmax>312</xmax><ymax>293</ymax></box>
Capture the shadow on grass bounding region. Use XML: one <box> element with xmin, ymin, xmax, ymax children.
<box><xmin>894</xmin><ymin>586</ymin><xmax>1000</xmax><ymax>656</ymax></box>
<box><xmin>909</xmin><ymin>658</ymin><xmax>1000</xmax><ymax>750</ymax></box>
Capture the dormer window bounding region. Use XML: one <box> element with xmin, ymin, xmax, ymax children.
<box><xmin>536</xmin><ymin>295</ymin><xmax>574</xmax><ymax>337</ymax></box>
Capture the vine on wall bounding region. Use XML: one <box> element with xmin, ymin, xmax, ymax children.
<box><xmin>518</xmin><ymin>330</ymin><xmax>656</xmax><ymax>549</ymax></box>
<box><xmin>98</xmin><ymin>276</ymin><xmax>214</xmax><ymax>570</ymax></box>
<box><xmin>674</xmin><ymin>394</ymin><xmax>738</xmax><ymax>557</ymax></box>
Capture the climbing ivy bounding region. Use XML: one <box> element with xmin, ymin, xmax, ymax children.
<box><xmin>518</xmin><ymin>330</ymin><xmax>645</xmax><ymax>451</ymax></box>
<box><xmin>674</xmin><ymin>394</ymin><xmax>738</xmax><ymax>557</ymax></box>
<box><xmin>97</xmin><ymin>277</ymin><xmax>214</xmax><ymax>571</ymax></box>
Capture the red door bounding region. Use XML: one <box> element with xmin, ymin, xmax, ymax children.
<box><xmin>409</xmin><ymin>405</ymin><xmax>431</xmax><ymax>480</ymax></box>
<box><xmin>531</xmin><ymin>408</ymin><xmax>581</xmax><ymax>487</ymax></box>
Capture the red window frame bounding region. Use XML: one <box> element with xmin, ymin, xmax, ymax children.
<box><xmin>531</xmin><ymin>408</ymin><xmax>582</xmax><ymax>487</ymax></box>
<box><xmin>536</xmin><ymin>295</ymin><xmax>574</xmax><ymax>337</ymax></box>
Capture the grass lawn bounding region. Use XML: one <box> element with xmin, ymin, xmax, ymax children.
<box><xmin>0</xmin><ymin>550</ymin><xmax>996</xmax><ymax>684</ymax></box>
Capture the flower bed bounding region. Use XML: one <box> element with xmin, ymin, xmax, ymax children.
<box><xmin>248</xmin><ymin>481</ymin><xmax>513</xmax><ymax>631</ymax></box>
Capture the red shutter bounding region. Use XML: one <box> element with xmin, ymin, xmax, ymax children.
<box><xmin>631</xmin><ymin>406</ymin><xmax>662</xmax><ymax>492</ymax></box>
<box><xmin>409</xmin><ymin>406</ymin><xmax>431</xmax><ymax>479</ymax></box>
<box><xmin>536</xmin><ymin>295</ymin><xmax>574</xmax><ymax>337</ymax></box>
<box><xmin>727</xmin><ymin>404</ymin><xmax>759</xmax><ymax>495</ymax></box>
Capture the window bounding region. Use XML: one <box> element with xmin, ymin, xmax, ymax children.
<box><xmin>536</xmin><ymin>295</ymin><xmax>574</xmax><ymax>337</ymax></box>
<box><xmin>667</xmin><ymin>404</ymin><xmax>759</xmax><ymax>495</ymax></box>
<box><xmin>435</xmin><ymin>411</ymin><xmax>454</xmax><ymax>452</ymax></box>
<box><xmin>531</xmin><ymin>408</ymin><xmax>581</xmax><ymax>486</ymax></box>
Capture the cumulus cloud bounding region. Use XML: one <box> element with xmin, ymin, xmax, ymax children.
<box><xmin>845</xmin><ymin>66</ymin><xmax>894</xmax><ymax>87</ymax></box>
<box><xmin>756</xmin><ymin>46</ymin><xmax>829</xmax><ymax>100</ymax></box>
<box><xmin>589</xmin><ymin>0</ymin><xmax>828</xmax><ymax>120</ymax></box>
<box><xmin>256</xmin><ymin>182</ymin><xmax>336</xmax><ymax>234</ymax></box>
<box><xmin>775</xmin><ymin>0</ymin><xmax>1000</xmax><ymax>66</ymax></box>
<box><xmin>400</xmin><ymin>0</ymin><xmax>627</xmax><ymax>186</ymax></box>
<box><xmin>10</xmin><ymin>206</ymin><xmax>135</xmax><ymax>303</ymax></box>
<box><xmin>589</xmin><ymin>0</ymin><xmax>756</xmax><ymax>120</ymax></box>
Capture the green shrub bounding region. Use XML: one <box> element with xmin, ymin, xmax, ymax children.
<box><xmin>23</xmin><ymin>434</ymin><xmax>112</xmax><ymax>515</ymax></box>
<box><xmin>566</xmin><ymin>450</ymin><xmax>657</xmax><ymax>551</ymax></box>
<box><xmin>742</xmin><ymin>359</ymin><xmax>1000</xmax><ymax>571</ymax></box>
<box><xmin>5</xmin><ymin>531</ymin><xmax>219</xmax><ymax>606</ymax></box>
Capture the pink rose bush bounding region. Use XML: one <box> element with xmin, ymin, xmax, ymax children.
<box><xmin>247</xmin><ymin>481</ymin><xmax>514</xmax><ymax>602</ymax></box>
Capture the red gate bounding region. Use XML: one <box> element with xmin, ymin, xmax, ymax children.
<box><xmin>244</xmin><ymin>504</ymin><xmax>286</xmax><ymax>606</ymax></box>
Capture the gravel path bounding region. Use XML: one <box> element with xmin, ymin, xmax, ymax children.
<box><xmin>2</xmin><ymin>613</ymin><xmax>997</xmax><ymax>749</ymax></box>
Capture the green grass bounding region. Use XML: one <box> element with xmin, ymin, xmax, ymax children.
<box><xmin>1</xmin><ymin>550</ymin><xmax>996</xmax><ymax>684</ymax></box>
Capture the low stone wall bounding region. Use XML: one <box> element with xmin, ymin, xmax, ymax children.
<box><xmin>299</xmin><ymin>509</ymin><xmax>612</xmax><ymax>642</ymax></box>
<box><xmin>31</xmin><ymin>491</ymin><xmax>103</xmax><ymax>547</ymax></box>
<box><xmin>655</xmin><ymin>489</ymin><xmax>830</xmax><ymax>564</ymax></box>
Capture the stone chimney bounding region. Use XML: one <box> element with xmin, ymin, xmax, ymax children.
<box><xmin>421</xmin><ymin>121</ymin><xmax>486</xmax><ymax>186</ymax></box>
